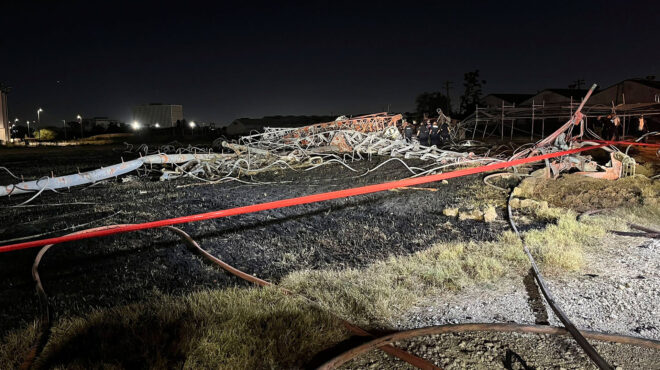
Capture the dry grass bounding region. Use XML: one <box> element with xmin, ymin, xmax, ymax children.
<box><xmin>280</xmin><ymin>231</ymin><xmax>528</xmax><ymax>328</ymax></box>
<box><xmin>515</xmin><ymin>174</ymin><xmax>659</xmax><ymax>212</ymax></box>
<box><xmin>0</xmin><ymin>322</ymin><xmax>39</xmax><ymax>370</ymax></box>
<box><xmin>524</xmin><ymin>209</ymin><xmax>604</xmax><ymax>271</ymax></box>
<box><xmin>1</xmin><ymin>287</ymin><xmax>347</xmax><ymax>369</ymax></box>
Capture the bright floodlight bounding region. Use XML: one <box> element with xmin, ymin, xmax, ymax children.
<box><xmin>154</xmin><ymin>123</ymin><xmax>160</xmax><ymax>128</ymax></box>
<box><xmin>38</xmin><ymin>108</ymin><xmax>43</xmax><ymax>113</ymax></box>
<box><xmin>189</xmin><ymin>121</ymin><xmax>196</xmax><ymax>128</ymax></box>
<box><xmin>131</xmin><ymin>121</ymin><xmax>141</xmax><ymax>130</ymax></box>
<box><xmin>76</xmin><ymin>114</ymin><xmax>82</xmax><ymax>120</ymax></box>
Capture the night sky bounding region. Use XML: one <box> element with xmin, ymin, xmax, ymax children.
<box><xmin>1</xmin><ymin>1</ymin><xmax>658</xmax><ymax>126</ymax></box>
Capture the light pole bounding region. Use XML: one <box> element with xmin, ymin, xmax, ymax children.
<box><xmin>63</xmin><ymin>120</ymin><xmax>67</xmax><ymax>140</ymax></box>
<box><xmin>77</xmin><ymin>115</ymin><xmax>82</xmax><ymax>138</ymax></box>
<box><xmin>37</xmin><ymin>108</ymin><xmax>43</xmax><ymax>139</ymax></box>
<box><xmin>189</xmin><ymin>121</ymin><xmax>196</xmax><ymax>136</ymax></box>
<box><xmin>26</xmin><ymin>121</ymin><xmax>30</xmax><ymax>138</ymax></box>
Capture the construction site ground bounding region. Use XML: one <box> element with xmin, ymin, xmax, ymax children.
<box><xmin>0</xmin><ymin>144</ymin><xmax>659</xmax><ymax>369</ymax></box>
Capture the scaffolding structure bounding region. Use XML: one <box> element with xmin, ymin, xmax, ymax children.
<box><xmin>462</xmin><ymin>100</ymin><xmax>660</xmax><ymax>141</ymax></box>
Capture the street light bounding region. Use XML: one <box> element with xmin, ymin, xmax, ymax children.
<box><xmin>189</xmin><ymin>121</ymin><xmax>196</xmax><ymax>136</ymax></box>
<box><xmin>77</xmin><ymin>115</ymin><xmax>82</xmax><ymax>138</ymax></box>
<box><xmin>26</xmin><ymin>121</ymin><xmax>30</xmax><ymax>138</ymax></box>
<box><xmin>63</xmin><ymin>120</ymin><xmax>67</xmax><ymax>140</ymax></box>
<box><xmin>154</xmin><ymin>122</ymin><xmax>160</xmax><ymax>128</ymax></box>
<box><xmin>131</xmin><ymin>121</ymin><xmax>141</xmax><ymax>130</ymax></box>
<box><xmin>37</xmin><ymin>108</ymin><xmax>43</xmax><ymax>139</ymax></box>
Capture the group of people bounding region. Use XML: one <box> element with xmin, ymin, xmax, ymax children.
<box><xmin>597</xmin><ymin>114</ymin><xmax>649</xmax><ymax>142</ymax></box>
<box><xmin>401</xmin><ymin>113</ymin><xmax>452</xmax><ymax>147</ymax></box>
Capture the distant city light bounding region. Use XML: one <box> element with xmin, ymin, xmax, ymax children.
<box><xmin>131</xmin><ymin>121</ymin><xmax>141</xmax><ymax>130</ymax></box>
<box><xmin>189</xmin><ymin>121</ymin><xmax>196</xmax><ymax>128</ymax></box>
<box><xmin>154</xmin><ymin>123</ymin><xmax>160</xmax><ymax>128</ymax></box>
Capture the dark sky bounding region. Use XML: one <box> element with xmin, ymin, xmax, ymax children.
<box><xmin>1</xmin><ymin>1</ymin><xmax>658</xmax><ymax>126</ymax></box>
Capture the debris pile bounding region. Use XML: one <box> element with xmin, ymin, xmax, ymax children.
<box><xmin>2</xmin><ymin>86</ymin><xmax>656</xmax><ymax>203</ymax></box>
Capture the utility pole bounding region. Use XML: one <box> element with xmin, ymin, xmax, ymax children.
<box><xmin>443</xmin><ymin>80</ymin><xmax>453</xmax><ymax>113</ymax></box>
<box><xmin>570</xmin><ymin>79</ymin><xmax>585</xmax><ymax>90</ymax></box>
<box><xmin>77</xmin><ymin>115</ymin><xmax>82</xmax><ymax>138</ymax></box>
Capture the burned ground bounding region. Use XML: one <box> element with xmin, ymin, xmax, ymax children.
<box><xmin>0</xmin><ymin>145</ymin><xmax>507</xmax><ymax>335</ymax></box>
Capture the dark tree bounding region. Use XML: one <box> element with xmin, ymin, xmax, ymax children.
<box><xmin>90</xmin><ymin>123</ymin><xmax>106</xmax><ymax>136</ymax></box>
<box><xmin>66</xmin><ymin>121</ymin><xmax>82</xmax><ymax>138</ymax></box>
<box><xmin>459</xmin><ymin>70</ymin><xmax>486</xmax><ymax>116</ymax></box>
<box><xmin>106</xmin><ymin>122</ymin><xmax>120</xmax><ymax>133</ymax></box>
<box><xmin>415</xmin><ymin>92</ymin><xmax>452</xmax><ymax>120</ymax></box>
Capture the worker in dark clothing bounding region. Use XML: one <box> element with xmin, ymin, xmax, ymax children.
<box><xmin>429</xmin><ymin>121</ymin><xmax>441</xmax><ymax>147</ymax></box>
<box><xmin>403</xmin><ymin>121</ymin><xmax>414</xmax><ymax>142</ymax></box>
<box><xmin>440</xmin><ymin>121</ymin><xmax>451</xmax><ymax>143</ymax></box>
<box><xmin>636</xmin><ymin>115</ymin><xmax>649</xmax><ymax>143</ymax></box>
<box><xmin>417</xmin><ymin>121</ymin><xmax>430</xmax><ymax>146</ymax></box>
<box><xmin>610</xmin><ymin>114</ymin><xmax>621</xmax><ymax>141</ymax></box>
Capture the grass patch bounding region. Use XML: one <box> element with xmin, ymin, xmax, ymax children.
<box><xmin>524</xmin><ymin>209</ymin><xmax>604</xmax><ymax>271</ymax></box>
<box><xmin>280</xmin><ymin>231</ymin><xmax>528</xmax><ymax>328</ymax></box>
<box><xmin>459</xmin><ymin>175</ymin><xmax>509</xmax><ymax>207</ymax></box>
<box><xmin>0</xmin><ymin>322</ymin><xmax>39</xmax><ymax>370</ymax></box>
<box><xmin>515</xmin><ymin>174</ymin><xmax>659</xmax><ymax>212</ymax></box>
<box><xmin>1</xmin><ymin>287</ymin><xmax>347</xmax><ymax>369</ymax></box>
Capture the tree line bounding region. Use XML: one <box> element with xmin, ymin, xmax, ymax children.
<box><xmin>414</xmin><ymin>69</ymin><xmax>485</xmax><ymax>120</ymax></box>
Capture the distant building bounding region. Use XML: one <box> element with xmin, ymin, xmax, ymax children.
<box><xmin>132</xmin><ymin>103</ymin><xmax>183</xmax><ymax>127</ymax></box>
<box><xmin>82</xmin><ymin>116</ymin><xmax>119</xmax><ymax>128</ymax></box>
<box><xmin>519</xmin><ymin>88</ymin><xmax>590</xmax><ymax>106</ymax></box>
<box><xmin>0</xmin><ymin>86</ymin><xmax>8</xmax><ymax>143</ymax></box>
<box><xmin>589</xmin><ymin>78</ymin><xmax>660</xmax><ymax>106</ymax></box>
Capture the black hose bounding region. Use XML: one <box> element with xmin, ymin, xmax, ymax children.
<box><xmin>507</xmin><ymin>191</ymin><xmax>613</xmax><ymax>370</ymax></box>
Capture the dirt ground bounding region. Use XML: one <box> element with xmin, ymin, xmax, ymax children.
<box><xmin>0</xmin><ymin>145</ymin><xmax>507</xmax><ymax>335</ymax></box>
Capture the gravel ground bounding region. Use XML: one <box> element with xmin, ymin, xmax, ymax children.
<box><xmin>366</xmin><ymin>224</ymin><xmax>660</xmax><ymax>368</ymax></box>
<box><xmin>400</xmin><ymin>237</ymin><xmax>660</xmax><ymax>340</ymax></box>
<box><xmin>341</xmin><ymin>331</ymin><xmax>659</xmax><ymax>369</ymax></box>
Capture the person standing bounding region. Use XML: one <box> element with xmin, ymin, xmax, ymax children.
<box><xmin>429</xmin><ymin>120</ymin><xmax>441</xmax><ymax>147</ymax></box>
<box><xmin>636</xmin><ymin>115</ymin><xmax>649</xmax><ymax>143</ymax></box>
<box><xmin>440</xmin><ymin>120</ymin><xmax>451</xmax><ymax>143</ymax></box>
<box><xmin>610</xmin><ymin>114</ymin><xmax>621</xmax><ymax>141</ymax></box>
<box><xmin>403</xmin><ymin>120</ymin><xmax>414</xmax><ymax>143</ymax></box>
<box><xmin>417</xmin><ymin>120</ymin><xmax>430</xmax><ymax>146</ymax></box>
